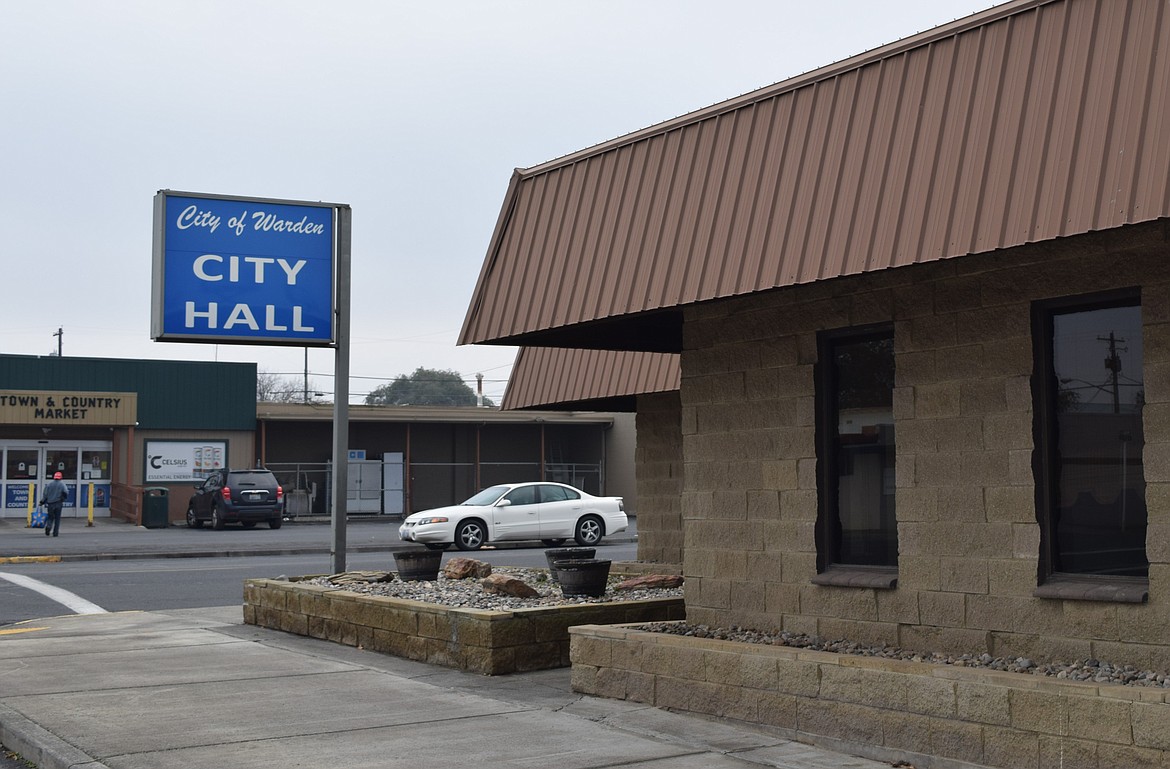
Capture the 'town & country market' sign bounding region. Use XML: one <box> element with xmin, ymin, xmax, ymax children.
<box><xmin>151</xmin><ymin>190</ymin><xmax>340</xmax><ymax>346</ymax></box>
<box><xmin>0</xmin><ymin>390</ymin><xmax>138</xmax><ymax>425</ymax></box>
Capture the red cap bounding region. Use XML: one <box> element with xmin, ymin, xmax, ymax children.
<box><xmin>53</xmin><ymin>472</ymin><xmax>62</xmax><ymax>479</ymax></box>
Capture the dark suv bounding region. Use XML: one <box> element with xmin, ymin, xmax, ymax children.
<box><xmin>186</xmin><ymin>468</ymin><xmax>284</xmax><ymax>530</ymax></box>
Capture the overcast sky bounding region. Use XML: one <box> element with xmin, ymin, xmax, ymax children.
<box><xmin>1</xmin><ymin>0</ymin><xmax>998</xmax><ymax>404</ymax></box>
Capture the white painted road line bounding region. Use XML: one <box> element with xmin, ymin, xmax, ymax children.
<box><xmin>0</xmin><ymin>572</ymin><xmax>107</xmax><ymax>615</ymax></box>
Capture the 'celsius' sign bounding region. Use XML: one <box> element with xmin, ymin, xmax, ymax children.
<box><xmin>151</xmin><ymin>190</ymin><xmax>338</xmax><ymax>346</ymax></box>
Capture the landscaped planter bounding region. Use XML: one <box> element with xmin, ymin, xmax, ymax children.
<box><xmin>243</xmin><ymin>577</ymin><xmax>684</xmax><ymax>676</ymax></box>
<box><xmin>569</xmin><ymin>622</ymin><xmax>1170</xmax><ymax>769</ymax></box>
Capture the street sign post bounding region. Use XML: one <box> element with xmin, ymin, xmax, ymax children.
<box><xmin>152</xmin><ymin>190</ymin><xmax>352</xmax><ymax>571</ymax></box>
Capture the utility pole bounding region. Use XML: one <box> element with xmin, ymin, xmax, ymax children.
<box><xmin>52</xmin><ymin>327</ymin><xmax>62</xmax><ymax>357</ymax></box>
<box><xmin>476</xmin><ymin>373</ymin><xmax>484</xmax><ymax>407</ymax></box>
<box><xmin>1099</xmin><ymin>331</ymin><xmax>1126</xmax><ymax>414</ymax></box>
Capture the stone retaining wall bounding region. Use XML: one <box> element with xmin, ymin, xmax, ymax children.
<box><xmin>243</xmin><ymin>578</ymin><xmax>684</xmax><ymax>676</ymax></box>
<box><xmin>570</xmin><ymin>623</ymin><xmax>1170</xmax><ymax>769</ymax></box>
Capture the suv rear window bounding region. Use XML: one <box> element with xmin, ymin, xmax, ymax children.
<box><xmin>227</xmin><ymin>471</ymin><xmax>276</xmax><ymax>487</ymax></box>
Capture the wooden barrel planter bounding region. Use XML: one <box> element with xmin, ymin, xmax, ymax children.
<box><xmin>545</xmin><ymin>547</ymin><xmax>596</xmax><ymax>582</ymax></box>
<box><xmin>552</xmin><ymin>558</ymin><xmax>611</xmax><ymax>597</ymax></box>
<box><xmin>393</xmin><ymin>548</ymin><xmax>443</xmax><ymax>581</ymax></box>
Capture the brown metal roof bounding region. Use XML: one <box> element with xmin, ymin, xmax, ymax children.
<box><xmin>461</xmin><ymin>0</ymin><xmax>1170</xmax><ymax>352</ymax></box>
<box><xmin>501</xmin><ymin>348</ymin><xmax>680</xmax><ymax>411</ymax></box>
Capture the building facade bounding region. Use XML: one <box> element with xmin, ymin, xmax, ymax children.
<box><xmin>0</xmin><ymin>354</ymin><xmax>632</xmax><ymax>524</ymax></box>
<box><xmin>0</xmin><ymin>354</ymin><xmax>256</xmax><ymax>523</ymax></box>
<box><xmin>675</xmin><ymin>224</ymin><xmax>1167</xmax><ymax>666</ymax></box>
<box><xmin>257</xmin><ymin>401</ymin><xmax>633</xmax><ymax>518</ymax></box>
<box><xmin>462</xmin><ymin>0</ymin><xmax>1170</xmax><ymax>762</ymax></box>
<box><xmin>465</xmin><ymin>0</ymin><xmax>1170</xmax><ymax>667</ymax></box>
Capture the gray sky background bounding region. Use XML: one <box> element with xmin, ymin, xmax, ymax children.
<box><xmin>2</xmin><ymin>0</ymin><xmax>997</xmax><ymax>404</ymax></box>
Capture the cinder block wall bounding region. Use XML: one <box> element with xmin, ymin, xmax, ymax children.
<box><xmin>571</xmin><ymin>623</ymin><xmax>1170</xmax><ymax>769</ymax></box>
<box><xmin>679</xmin><ymin>222</ymin><xmax>1170</xmax><ymax>670</ymax></box>
<box><xmin>635</xmin><ymin>391</ymin><xmax>684</xmax><ymax>565</ymax></box>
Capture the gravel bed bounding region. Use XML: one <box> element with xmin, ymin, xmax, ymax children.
<box><xmin>633</xmin><ymin>623</ymin><xmax>1170</xmax><ymax>688</ymax></box>
<box><xmin>305</xmin><ymin>567</ymin><xmax>684</xmax><ymax>611</ymax></box>
<box><xmin>306</xmin><ymin>569</ymin><xmax>1167</xmax><ymax>688</ymax></box>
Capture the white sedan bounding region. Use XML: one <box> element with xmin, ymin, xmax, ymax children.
<box><xmin>398</xmin><ymin>482</ymin><xmax>627</xmax><ymax>551</ymax></box>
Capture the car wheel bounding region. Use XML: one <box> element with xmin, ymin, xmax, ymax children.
<box><xmin>186</xmin><ymin>507</ymin><xmax>203</xmax><ymax>529</ymax></box>
<box><xmin>454</xmin><ymin>519</ymin><xmax>486</xmax><ymax>551</ymax></box>
<box><xmin>241</xmin><ymin>521</ymin><xmax>257</xmax><ymax>529</ymax></box>
<box><xmin>423</xmin><ymin>543</ymin><xmax>449</xmax><ymax>551</ymax></box>
<box><xmin>574</xmin><ymin>515</ymin><xmax>603</xmax><ymax>546</ymax></box>
<box><xmin>211</xmin><ymin>505</ymin><xmax>226</xmax><ymax>531</ymax></box>
<box><xmin>268</xmin><ymin>517</ymin><xmax>282</xmax><ymax>530</ymax></box>
<box><xmin>541</xmin><ymin>538</ymin><xmax>566</xmax><ymax>547</ymax></box>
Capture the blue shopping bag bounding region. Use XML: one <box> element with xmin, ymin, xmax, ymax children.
<box><xmin>31</xmin><ymin>507</ymin><xmax>47</xmax><ymax>528</ymax></box>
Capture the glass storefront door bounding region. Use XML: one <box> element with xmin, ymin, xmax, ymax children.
<box><xmin>1</xmin><ymin>441</ymin><xmax>112</xmax><ymax>517</ymax></box>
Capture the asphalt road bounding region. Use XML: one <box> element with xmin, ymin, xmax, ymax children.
<box><xmin>0</xmin><ymin>542</ymin><xmax>638</xmax><ymax>626</ymax></box>
<box><xmin>0</xmin><ymin>515</ymin><xmax>638</xmax><ymax>626</ymax></box>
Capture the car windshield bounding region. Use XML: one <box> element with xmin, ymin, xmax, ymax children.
<box><xmin>461</xmin><ymin>485</ymin><xmax>509</xmax><ymax>506</ymax></box>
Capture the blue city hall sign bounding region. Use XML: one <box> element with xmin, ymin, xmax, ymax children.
<box><xmin>151</xmin><ymin>190</ymin><xmax>340</xmax><ymax>345</ymax></box>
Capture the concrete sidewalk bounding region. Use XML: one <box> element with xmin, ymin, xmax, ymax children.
<box><xmin>0</xmin><ymin>607</ymin><xmax>898</xmax><ymax>769</ymax></box>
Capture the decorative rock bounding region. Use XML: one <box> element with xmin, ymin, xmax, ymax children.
<box><xmin>328</xmin><ymin>570</ymin><xmax>395</xmax><ymax>586</ymax></box>
<box><xmin>308</xmin><ymin>566</ymin><xmax>684</xmax><ymax>611</ymax></box>
<box><xmin>444</xmin><ymin>557</ymin><xmax>492</xmax><ymax>580</ymax></box>
<box><xmin>636</xmin><ymin>622</ymin><xmax>1170</xmax><ymax>689</ymax></box>
<box><xmin>614</xmin><ymin>574</ymin><xmax>684</xmax><ymax>591</ymax></box>
<box><xmin>480</xmin><ymin>573</ymin><xmax>539</xmax><ymax>598</ymax></box>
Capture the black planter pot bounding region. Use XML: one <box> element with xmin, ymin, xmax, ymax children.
<box><xmin>393</xmin><ymin>549</ymin><xmax>443</xmax><ymax>581</ymax></box>
<box><xmin>552</xmin><ymin>558</ymin><xmax>611</xmax><ymax>598</ymax></box>
<box><xmin>545</xmin><ymin>547</ymin><xmax>596</xmax><ymax>582</ymax></box>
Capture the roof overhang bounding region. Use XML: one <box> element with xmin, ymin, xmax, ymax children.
<box><xmin>460</xmin><ymin>0</ymin><xmax>1170</xmax><ymax>352</ymax></box>
<box><xmin>475</xmin><ymin>309</ymin><xmax>683</xmax><ymax>354</ymax></box>
<box><xmin>500</xmin><ymin>347</ymin><xmax>680</xmax><ymax>411</ymax></box>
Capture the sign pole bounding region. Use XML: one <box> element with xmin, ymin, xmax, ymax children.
<box><xmin>330</xmin><ymin>206</ymin><xmax>352</xmax><ymax>574</ymax></box>
<box><xmin>151</xmin><ymin>189</ymin><xmax>347</xmax><ymax>558</ymax></box>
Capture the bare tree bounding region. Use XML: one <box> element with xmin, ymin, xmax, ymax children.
<box><xmin>257</xmin><ymin>371</ymin><xmax>324</xmax><ymax>403</ymax></box>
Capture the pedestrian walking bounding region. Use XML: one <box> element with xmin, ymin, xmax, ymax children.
<box><xmin>39</xmin><ymin>472</ymin><xmax>68</xmax><ymax>537</ymax></box>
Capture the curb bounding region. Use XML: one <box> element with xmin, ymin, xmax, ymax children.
<box><xmin>0</xmin><ymin>702</ymin><xmax>109</xmax><ymax>769</ymax></box>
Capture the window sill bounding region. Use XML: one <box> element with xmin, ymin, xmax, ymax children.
<box><xmin>1033</xmin><ymin>575</ymin><xmax>1148</xmax><ymax>604</ymax></box>
<box><xmin>811</xmin><ymin>565</ymin><xmax>898</xmax><ymax>589</ymax></box>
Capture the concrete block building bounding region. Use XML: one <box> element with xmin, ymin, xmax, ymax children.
<box><xmin>461</xmin><ymin>0</ymin><xmax>1170</xmax><ymax>763</ymax></box>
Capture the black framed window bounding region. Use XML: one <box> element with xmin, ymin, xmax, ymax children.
<box><xmin>1034</xmin><ymin>292</ymin><xmax>1147</xmax><ymax>579</ymax></box>
<box><xmin>816</xmin><ymin>327</ymin><xmax>897</xmax><ymax>570</ymax></box>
